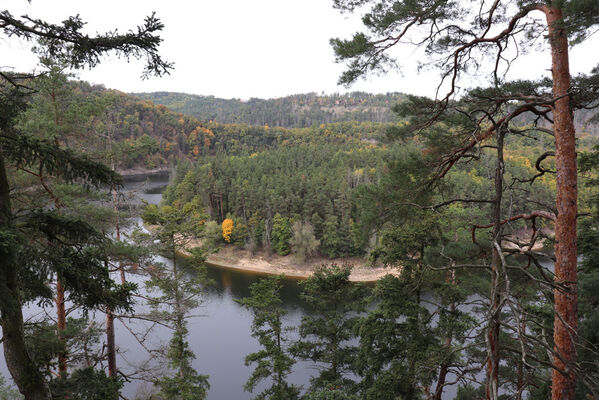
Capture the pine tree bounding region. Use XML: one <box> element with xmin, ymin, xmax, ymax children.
<box><xmin>292</xmin><ymin>265</ymin><xmax>369</xmax><ymax>392</ymax></box>
<box><xmin>321</xmin><ymin>216</ymin><xmax>341</xmax><ymax>259</ymax></box>
<box><xmin>331</xmin><ymin>2</ymin><xmax>599</xmax><ymax>398</ymax></box>
<box><xmin>139</xmin><ymin>203</ymin><xmax>210</xmax><ymax>399</ymax></box>
<box><xmin>271</xmin><ymin>213</ymin><xmax>292</xmax><ymax>256</ymax></box>
<box><xmin>237</xmin><ymin>276</ymin><xmax>300</xmax><ymax>400</ymax></box>
<box><xmin>0</xmin><ymin>8</ymin><xmax>171</xmax><ymax>399</ymax></box>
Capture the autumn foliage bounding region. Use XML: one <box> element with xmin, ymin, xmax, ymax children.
<box><xmin>222</xmin><ymin>218</ymin><xmax>234</xmax><ymax>242</ymax></box>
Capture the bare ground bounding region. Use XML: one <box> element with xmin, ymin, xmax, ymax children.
<box><xmin>184</xmin><ymin>242</ymin><xmax>399</xmax><ymax>282</ymax></box>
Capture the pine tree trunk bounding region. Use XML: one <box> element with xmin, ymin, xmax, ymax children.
<box><xmin>433</xmin><ymin>268</ymin><xmax>456</xmax><ymax>400</ymax></box>
<box><xmin>106</xmin><ymin>310</ymin><xmax>117</xmax><ymax>378</ymax></box>
<box><xmin>56</xmin><ymin>277</ymin><xmax>67</xmax><ymax>374</ymax></box>
<box><xmin>0</xmin><ymin>154</ymin><xmax>51</xmax><ymax>399</ymax></box>
<box><xmin>486</xmin><ymin>128</ymin><xmax>505</xmax><ymax>400</ymax></box>
<box><xmin>106</xmin><ymin>183</ymin><xmax>121</xmax><ymax>380</ymax></box>
<box><xmin>545</xmin><ymin>6</ymin><xmax>578</xmax><ymax>400</ymax></box>
<box><xmin>433</xmin><ymin>337</ymin><xmax>452</xmax><ymax>400</ymax></box>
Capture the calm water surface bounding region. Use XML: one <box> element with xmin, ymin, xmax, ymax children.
<box><xmin>0</xmin><ymin>174</ymin><xmax>313</xmax><ymax>400</ymax></box>
<box><xmin>118</xmin><ymin>174</ymin><xmax>313</xmax><ymax>399</ymax></box>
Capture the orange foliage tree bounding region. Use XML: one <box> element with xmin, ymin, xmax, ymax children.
<box><xmin>222</xmin><ymin>218</ymin><xmax>234</xmax><ymax>243</ymax></box>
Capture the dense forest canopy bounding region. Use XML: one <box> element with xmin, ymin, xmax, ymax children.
<box><xmin>2</xmin><ymin>70</ymin><xmax>598</xmax><ymax>400</ymax></box>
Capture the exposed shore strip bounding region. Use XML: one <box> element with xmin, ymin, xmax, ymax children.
<box><xmin>188</xmin><ymin>245</ymin><xmax>397</xmax><ymax>282</ymax></box>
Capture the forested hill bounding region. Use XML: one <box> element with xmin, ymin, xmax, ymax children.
<box><xmin>131</xmin><ymin>91</ymin><xmax>599</xmax><ymax>133</ymax></box>
<box><xmin>130</xmin><ymin>91</ymin><xmax>404</xmax><ymax>128</ymax></box>
<box><xmin>23</xmin><ymin>79</ymin><xmax>394</xmax><ymax>172</ymax></box>
<box><xmin>38</xmin><ymin>80</ymin><xmax>598</xmax><ymax>174</ymax></box>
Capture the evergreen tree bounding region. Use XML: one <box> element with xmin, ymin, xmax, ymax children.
<box><xmin>271</xmin><ymin>213</ymin><xmax>292</xmax><ymax>256</ymax></box>
<box><xmin>247</xmin><ymin>211</ymin><xmax>265</xmax><ymax>251</ymax></box>
<box><xmin>0</xmin><ymin>375</ymin><xmax>21</xmax><ymax>400</ymax></box>
<box><xmin>331</xmin><ymin>2</ymin><xmax>599</xmax><ymax>397</ymax></box>
<box><xmin>0</xmin><ymin>8</ymin><xmax>170</xmax><ymax>398</ymax></box>
<box><xmin>320</xmin><ymin>216</ymin><xmax>341</xmax><ymax>259</ymax></box>
<box><xmin>139</xmin><ymin>203</ymin><xmax>210</xmax><ymax>399</ymax></box>
<box><xmin>49</xmin><ymin>368</ymin><xmax>122</xmax><ymax>400</ymax></box>
<box><xmin>574</xmin><ymin>148</ymin><xmax>599</xmax><ymax>397</ymax></box>
<box><xmin>237</xmin><ymin>276</ymin><xmax>300</xmax><ymax>400</ymax></box>
<box><xmin>310</xmin><ymin>212</ymin><xmax>323</xmax><ymax>241</ymax></box>
<box><xmin>292</xmin><ymin>265</ymin><xmax>368</xmax><ymax>392</ymax></box>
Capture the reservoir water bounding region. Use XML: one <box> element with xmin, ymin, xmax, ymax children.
<box><xmin>118</xmin><ymin>173</ymin><xmax>312</xmax><ymax>399</ymax></box>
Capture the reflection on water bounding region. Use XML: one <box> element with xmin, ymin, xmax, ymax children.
<box><xmin>119</xmin><ymin>174</ymin><xmax>311</xmax><ymax>400</ymax></box>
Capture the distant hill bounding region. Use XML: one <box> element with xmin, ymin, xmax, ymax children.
<box><xmin>38</xmin><ymin>82</ymin><xmax>391</xmax><ymax>172</ymax></box>
<box><xmin>131</xmin><ymin>91</ymin><xmax>599</xmax><ymax>134</ymax></box>
<box><xmin>46</xmin><ymin>84</ymin><xmax>596</xmax><ymax>173</ymax></box>
<box><xmin>130</xmin><ymin>92</ymin><xmax>406</xmax><ymax>128</ymax></box>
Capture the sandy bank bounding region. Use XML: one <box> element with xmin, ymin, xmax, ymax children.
<box><xmin>186</xmin><ymin>243</ymin><xmax>398</xmax><ymax>283</ymax></box>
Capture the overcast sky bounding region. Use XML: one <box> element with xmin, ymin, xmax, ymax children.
<box><xmin>1</xmin><ymin>0</ymin><xmax>597</xmax><ymax>100</ymax></box>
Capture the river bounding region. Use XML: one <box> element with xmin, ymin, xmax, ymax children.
<box><xmin>0</xmin><ymin>174</ymin><xmax>312</xmax><ymax>399</ymax></box>
<box><xmin>117</xmin><ymin>173</ymin><xmax>313</xmax><ymax>399</ymax></box>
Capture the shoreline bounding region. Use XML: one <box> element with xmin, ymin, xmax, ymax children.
<box><xmin>146</xmin><ymin>223</ymin><xmax>397</xmax><ymax>282</ymax></box>
<box><xmin>190</xmin><ymin>245</ymin><xmax>398</xmax><ymax>283</ymax></box>
<box><xmin>152</xmin><ymin>225</ymin><xmax>552</xmax><ymax>283</ymax></box>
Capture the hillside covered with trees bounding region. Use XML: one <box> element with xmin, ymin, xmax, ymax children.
<box><xmin>6</xmin><ymin>65</ymin><xmax>599</xmax><ymax>400</ymax></box>
<box><xmin>131</xmin><ymin>91</ymin><xmax>403</xmax><ymax>128</ymax></box>
<box><xmin>132</xmin><ymin>91</ymin><xmax>599</xmax><ymax>133</ymax></box>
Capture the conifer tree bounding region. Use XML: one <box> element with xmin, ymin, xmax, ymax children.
<box><xmin>271</xmin><ymin>213</ymin><xmax>292</xmax><ymax>256</ymax></box>
<box><xmin>139</xmin><ymin>203</ymin><xmax>210</xmax><ymax>399</ymax></box>
<box><xmin>292</xmin><ymin>265</ymin><xmax>369</xmax><ymax>392</ymax></box>
<box><xmin>331</xmin><ymin>2</ymin><xmax>599</xmax><ymax>398</ymax></box>
<box><xmin>237</xmin><ymin>276</ymin><xmax>300</xmax><ymax>400</ymax></box>
<box><xmin>0</xmin><ymin>8</ymin><xmax>171</xmax><ymax>398</ymax></box>
<box><xmin>321</xmin><ymin>216</ymin><xmax>341</xmax><ymax>258</ymax></box>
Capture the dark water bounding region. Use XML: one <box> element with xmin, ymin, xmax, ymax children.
<box><xmin>118</xmin><ymin>175</ymin><xmax>313</xmax><ymax>399</ymax></box>
<box><xmin>0</xmin><ymin>174</ymin><xmax>312</xmax><ymax>400</ymax></box>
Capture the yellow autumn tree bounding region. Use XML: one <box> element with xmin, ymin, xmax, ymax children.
<box><xmin>222</xmin><ymin>218</ymin><xmax>234</xmax><ymax>243</ymax></box>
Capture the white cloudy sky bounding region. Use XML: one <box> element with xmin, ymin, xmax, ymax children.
<box><xmin>1</xmin><ymin>0</ymin><xmax>597</xmax><ymax>99</ymax></box>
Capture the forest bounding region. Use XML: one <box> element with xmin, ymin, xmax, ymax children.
<box><xmin>131</xmin><ymin>91</ymin><xmax>402</xmax><ymax>128</ymax></box>
<box><xmin>1</xmin><ymin>1</ymin><xmax>599</xmax><ymax>400</ymax></box>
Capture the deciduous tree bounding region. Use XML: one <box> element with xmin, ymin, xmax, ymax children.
<box><xmin>290</xmin><ymin>221</ymin><xmax>320</xmax><ymax>262</ymax></box>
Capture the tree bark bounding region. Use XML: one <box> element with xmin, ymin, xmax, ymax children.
<box><xmin>0</xmin><ymin>153</ymin><xmax>51</xmax><ymax>399</ymax></box>
<box><xmin>55</xmin><ymin>277</ymin><xmax>67</xmax><ymax>374</ymax></box>
<box><xmin>486</xmin><ymin>127</ymin><xmax>505</xmax><ymax>400</ymax></box>
<box><xmin>433</xmin><ymin>269</ymin><xmax>456</xmax><ymax>400</ymax></box>
<box><xmin>106</xmin><ymin>310</ymin><xmax>117</xmax><ymax>378</ymax></box>
<box><xmin>106</xmin><ymin>182</ymin><xmax>122</xmax><ymax>380</ymax></box>
<box><xmin>545</xmin><ymin>6</ymin><xmax>578</xmax><ymax>400</ymax></box>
